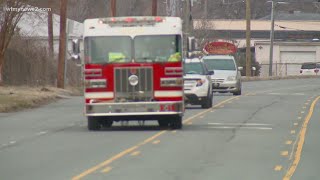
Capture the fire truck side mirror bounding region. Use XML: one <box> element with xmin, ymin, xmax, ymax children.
<box><xmin>71</xmin><ymin>39</ymin><xmax>81</xmax><ymax>64</ymax></box>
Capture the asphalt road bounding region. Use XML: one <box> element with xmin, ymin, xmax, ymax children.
<box><xmin>0</xmin><ymin>78</ymin><xmax>320</xmax><ymax>180</ymax></box>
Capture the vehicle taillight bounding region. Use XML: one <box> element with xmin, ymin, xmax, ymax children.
<box><xmin>125</xmin><ymin>17</ymin><xmax>135</xmax><ymax>23</ymax></box>
<box><xmin>155</xmin><ymin>16</ymin><xmax>163</xmax><ymax>22</ymax></box>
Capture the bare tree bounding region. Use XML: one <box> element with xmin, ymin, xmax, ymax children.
<box><xmin>0</xmin><ymin>0</ymin><xmax>30</xmax><ymax>85</ymax></box>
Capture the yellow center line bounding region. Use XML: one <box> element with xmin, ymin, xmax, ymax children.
<box><xmin>281</xmin><ymin>151</ymin><xmax>289</xmax><ymax>156</ymax></box>
<box><xmin>72</xmin><ymin>145</ymin><xmax>138</xmax><ymax>180</ymax></box>
<box><xmin>72</xmin><ymin>96</ymin><xmax>239</xmax><ymax>179</ymax></box>
<box><xmin>286</xmin><ymin>141</ymin><xmax>293</xmax><ymax>145</ymax></box>
<box><xmin>152</xmin><ymin>140</ymin><xmax>160</xmax><ymax>144</ymax></box>
<box><xmin>100</xmin><ymin>166</ymin><xmax>112</xmax><ymax>173</ymax></box>
<box><xmin>130</xmin><ymin>151</ymin><xmax>141</xmax><ymax>156</ymax></box>
<box><xmin>274</xmin><ymin>165</ymin><xmax>283</xmax><ymax>171</ymax></box>
<box><xmin>283</xmin><ymin>96</ymin><xmax>320</xmax><ymax>180</ymax></box>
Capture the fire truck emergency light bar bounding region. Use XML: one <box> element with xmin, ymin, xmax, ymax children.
<box><xmin>98</xmin><ymin>16</ymin><xmax>164</xmax><ymax>25</ymax></box>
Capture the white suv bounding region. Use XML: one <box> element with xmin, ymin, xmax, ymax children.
<box><xmin>300</xmin><ymin>62</ymin><xmax>320</xmax><ymax>75</ymax></box>
<box><xmin>183</xmin><ymin>58</ymin><xmax>214</xmax><ymax>108</ymax></box>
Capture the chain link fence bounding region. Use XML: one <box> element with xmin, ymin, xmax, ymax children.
<box><xmin>259</xmin><ymin>63</ymin><xmax>309</xmax><ymax>77</ymax></box>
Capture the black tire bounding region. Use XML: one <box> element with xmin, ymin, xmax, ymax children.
<box><xmin>201</xmin><ymin>92</ymin><xmax>213</xmax><ymax>109</ymax></box>
<box><xmin>170</xmin><ymin>116</ymin><xmax>182</xmax><ymax>129</ymax></box>
<box><xmin>233</xmin><ymin>89</ymin><xmax>242</xmax><ymax>96</ymax></box>
<box><xmin>87</xmin><ymin>116</ymin><xmax>101</xmax><ymax>131</ymax></box>
<box><xmin>209</xmin><ymin>93</ymin><xmax>213</xmax><ymax>107</ymax></box>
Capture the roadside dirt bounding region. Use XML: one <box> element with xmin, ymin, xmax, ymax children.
<box><xmin>0</xmin><ymin>86</ymin><xmax>82</xmax><ymax>113</ymax></box>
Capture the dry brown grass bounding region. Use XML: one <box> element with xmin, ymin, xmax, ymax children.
<box><xmin>0</xmin><ymin>86</ymin><xmax>82</xmax><ymax>112</ymax></box>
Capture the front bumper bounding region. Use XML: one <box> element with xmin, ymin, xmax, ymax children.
<box><xmin>85</xmin><ymin>101</ymin><xmax>184</xmax><ymax>116</ymax></box>
<box><xmin>184</xmin><ymin>93</ymin><xmax>207</xmax><ymax>104</ymax></box>
<box><xmin>212</xmin><ymin>81</ymin><xmax>239</xmax><ymax>92</ymax></box>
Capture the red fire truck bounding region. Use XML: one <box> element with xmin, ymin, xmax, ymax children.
<box><xmin>72</xmin><ymin>16</ymin><xmax>184</xmax><ymax>130</ymax></box>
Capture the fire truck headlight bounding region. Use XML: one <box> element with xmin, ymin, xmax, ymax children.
<box><xmin>128</xmin><ymin>75</ymin><xmax>139</xmax><ymax>86</ymax></box>
<box><xmin>161</xmin><ymin>78</ymin><xmax>183</xmax><ymax>87</ymax></box>
<box><xmin>85</xmin><ymin>79</ymin><xmax>107</xmax><ymax>88</ymax></box>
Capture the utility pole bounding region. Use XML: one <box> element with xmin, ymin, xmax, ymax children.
<box><xmin>57</xmin><ymin>0</ymin><xmax>67</xmax><ymax>88</ymax></box>
<box><xmin>110</xmin><ymin>0</ymin><xmax>116</xmax><ymax>17</ymax></box>
<box><xmin>152</xmin><ymin>0</ymin><xmax>157</xmax><ymax>16</ymax></box>
<box><xmin>269</xmin><ymin>0</ymin><xmax>275</xmax><ymax>76</ymax></box>
<box><xmin>184</xmin><ymin>0</ymin><xmax>191</xmax><ymax>34</ymax></box>
<box><xmin>245</xmin><ymin>0</ymin><xmax>251</xmax><ymax>77</ymax></box>
<box><xmin>47</xmin><ymin>0</ymin><xmax>53</xmax><ymax>85</ymax></box>
<box><xmin>204</xmin><ymin>0</ymin><xmax>208</xmax><ymax>19</ymax></box>
<box><xmin>48</xmin><ymin>0</ymin><xmax>54</xmax><ymax>58</ymax></box>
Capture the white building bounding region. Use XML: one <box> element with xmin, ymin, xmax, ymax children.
<box><xmin>255</xmin><ymin>41</ymin><xmax>320</xmax><ymax>76</ymax></box>
<box><xmin>193</xmin><ymin>17</ymin><xmax>320</xmax><ymax>77</ymax></box>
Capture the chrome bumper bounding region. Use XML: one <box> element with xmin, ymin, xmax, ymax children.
<box><xmin>85</xmin><ymin>101</ymin><xmax>184</xmax><ymax>116</ymax></box>
<box><xmin>212</xmin><ymin>81</ymin><xmax>238</xmax><ymax>92</ymax></box>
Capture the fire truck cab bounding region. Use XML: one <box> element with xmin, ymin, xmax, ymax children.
<box><xmin>73</xmin><ymin>16</ymin><xmax>185</xmax><ymax>130</ymax></box>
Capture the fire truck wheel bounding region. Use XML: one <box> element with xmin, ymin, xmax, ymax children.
<box><xmin>87</xmin><ymin>116</ymin><xmax>101</xmax><ymax>131</ymax></box>
<box><xmin>171</xmin><ymin>116</ymin><xmax>182</xmax><ymax>129</ymax></box>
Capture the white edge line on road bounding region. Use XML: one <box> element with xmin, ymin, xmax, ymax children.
<box><xmin>208</xmin><ymin>126</ymin><xmax>273</xmax><ymax>130</ymax></box>
<box><xmin>36</xmin><ymin>131</ymin><xmax>48</xmax><ymax>135</ymax></box>
<box><xmin>208</xmin><ymin>123</ymin><xmax>272</xmax><ymax>126</ymax></box>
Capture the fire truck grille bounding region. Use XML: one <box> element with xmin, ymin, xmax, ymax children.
<box><xmin>114</xmin><ymin>67</ymin><xmax>153</xmax><ymax>102</ymax></box>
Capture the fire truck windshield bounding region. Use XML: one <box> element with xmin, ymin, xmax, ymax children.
<box><xmin>85</xmin><ymin>35</ymin><xmax>181</xmax><ymax>64</ymax></box>
<box><xmin>134</xmin><ymin>35</ymin><xmax>181</xmax><ymax>63</ymax></box>
<box><xmin>85</xmin><ymin>36</ymin><xmax>132</xmax><ymax>64</ymax></box>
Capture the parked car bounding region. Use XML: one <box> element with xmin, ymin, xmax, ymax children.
<box><xmin>183</xmin><ymin>58</ymin><xmax>214</xmax><ymax>108</ymax></box>
<box><xmin>300</xmin><ymin>62</ymin><xmax>320</xmax><ymax>75</ymax></box>
<box><xmin>202</xmin><ymin>55</ymin><xmax>242</xmax><ymax>95</ymax></box>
